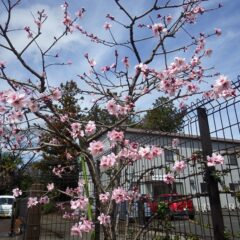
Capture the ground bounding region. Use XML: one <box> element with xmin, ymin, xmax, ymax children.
<box><xmin>1</xmin><ymin>211</ymin><xmax>240</xmax><ymax>239</ymax></box>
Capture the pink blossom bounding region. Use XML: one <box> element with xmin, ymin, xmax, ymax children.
<box><xmin>107</xmin><ymin>130</ymin><xmax>124</xmax><ymax>142</ymax></box>
<box><xmin>89</xmin><ymin>59</ymin><xmax>96</xmax><ymax>67</ymax></box>
<box><xmin>173</xmin><ymin>160</ymin><xmax>186</xmax><ymax>173</ymax></box>
<box><xmin>205</xmin><ymin>49</ymin><xmax>213</xmax><ymax>57</ymax></box>
<box><xmin>85</xmin><ymin>121</ymin><xmax>96</xmax><ymax>136</ymax></box>
<box><xmin>101</xmin><ymin>66</ymin><xmax>110</xmax><ymax>72</ymax></box>
<box><xmin>88</xmin><ymin>141</ymin><xmax>104</xmax><ymax>156</ymax></box>
<box><xmin>52</xmin><ymin>165</ymin><xmax>64</xmax><ymax>177</ymax></box>
<box><xmin>71</xmin><ymin>219</ymin><xmax>93</xmax><ymax>237</ymax></box>
<box><xmin>71</xmin><ymin>224</ymin><xmax>83</xmax><ymax>237</ymax></box>
<box><xmin>39</xmin><ymin>196</ymin><xmax>49</xmax><ymax>205</ymax></box>
<box><xmin>193</xmin><ymin>6</ymin><xmax>205</xmax><ymax>14</ymax></box>
<box><xmin>70</xmin><ymin>197</ymin><xmax>89</xmax><ymax>210</ymax></box>
<box><xmin>190</xmin><ymin>56</ymin><xmax>200</xmax><ymax>67</ymax></box>
<box><xmin>12</xmin><ymin>188</ymin><xmax>22</xmax><ymax>197</ymax></box>
<box><xmin>0</xmin><ymin>127</ymin><xmax>4</xmax><ymax>136</ymax></box>
<box><xmin>118</xmin><ymin>147</ymin><xmax>140</xmax><ymax>162</ymax></box>
<box><xmin>110</xmin><ymin>63</ymin><xmax>116</xmax><ymax>69</ymax></box>
<box><xmin>60</xmin><ymin>114</ymin><xmax>69</xmax><ymax>122</ymax></box>
<box><xmin>118</xmin><ymin>105</ymin><xmax>129</xmax><ymax>116</ymax></box>
<box><xmin>112</xmin><ymin>187</ymin><xmax>128</xmax><ymax>203</ymax></box>
<box><xmin>0</xmin><ymin>61</ymin><xmax>6</xmax><ymax>69</ymax></box>
<box><xmin>63</xmin><ymin>15</ymin><xmax>72</xmax><ymax>27</ymax></box>
<box><xmin>172</xmin><ymin>138</ymin><xmax>180</xmax><ymax>148</ymax></box>
<box><xmin>98</xmin><ymin>213</ymin><xmax>111</xmax><ymax>225</ymax></box>
<box><xmin>127</xmin><ymin>188</ymin><xmax>139</xmax><ymax>201</ymax></box>
<box><xmin>100</xmin><ymin>153</ymin><xmax>117</xmax><ymax>169</ymax></box>
<box><xmin>47</xmin><ymin>183</ymin><xmax>54</xmax><ymax>191</ymax></box>
<box><xmin>75</xmin><ymin>8</ymin><xmax>85</xmax><ymax>18</ymax></box>
<box><xmin>51</xmin><ymin>88</ymin><xmax>62</xmax><ymax>100</ymax></box>
<box><xmin>6</xmin><ymin>92</ymin><xmax>26</xmax><ymax>109</ymax></box>
<box><xmin>24</xmin><ymin>26</ymin><xmax>33</xmax><ymax>38</ymax></box>
<box><xmin>135</xmin><ymin>63</ymin><xmax>149</xmax><ymax>78</ymax></box>
<box><xmin>106</xmin><ymin>99</ymin><xmax>118</xmax><ymax>115</ymax></box>
<box><xmin>80</xmin><ymin>219</ymin><xmax>93</xmax><ymax>233</ymax></box>
<box><xmin>0</xmin><ymin>105</ymin><xmax>6</xmax><ymax>112</ymax></box>
<box><xmin>151</xmin><ymin>146</ymin><xmax>163</xmax><ymax>157</ymax></box>
<box><xmin>122</xmin><ymin>57</ymin><xmax>129</xmax><ymax>68</ymax></box>
<box><xmin>103</xmin><ymin>22</ymin><xmax>112</xmax><ymax>30</ymax></box>
<box><xmin>60</xmin><ymin>2</ymin><xmax>68</xmax><ymax>11</ymax></box>
<box><xmin>34</xmin><ymin>20</ymin><xmax>42</xmax><ymax>28</ymax></box>
<box><xmin>163</xmin><ymin>173</ymin><xmax>175</xmax><ymax>184</ymax></box>
<box><xmin>28</xmin><ymin>100</ymin><xmax>39</xmax><ymax>112</ymax></box>
<box><xmin>27</xmin><ymin>197</ymin><xmax>38</xmax><ymax>208</ymax></box>
<box><xmin>71</xmin><ymin>122</ymin><xmax>84</xmax><ymax>138</ymax></box>
<box><xmin>65</xmin><ymin>151</ymin><xmax>73</xmax><ymax>160</ymax></box>
<box><xmin>207</xmin><ymin>153</ymin><xmax>224</xmax><ymax>167</ymax></box>
<box><xmin>151</xmin><ymin>23</ymin><xmax>167</xmax><ymax>36</ymax></box>
<box><xmin>215</xmin><ymin>28</ymin><xmax>222</xmax><ymax>36</ymax></box>
<box><xmin>99</xmin><ymin>192</ymin><xmax>110</xmax><ymax>203</ymax></box>
<box><xmin>166</xmin><ymin>15</ymin><xmax>173</xmax><ymax>24</ymax></box>
<box><xmin>213</xmin><ymin>75</ymin><xmax>234</xmax><ymax>98</ymax></box>
<box><xmin>139</xmin><ymin>146</ymin><xmax>152</xmax><ymax>160</ymax></box>
<box><xmin>179</xmin><ymin>101</ymin><xmax>186</xmax><ymax>110</ymax></box>
<box><xmin>187</xmin><ymin>83</ymin><xmax>198</xmax><ymax>93</ymax></box>
<box><xmin>8</xmin><ymin>111</ymin><xmax>24</xmax><ymax>123</ymax></box>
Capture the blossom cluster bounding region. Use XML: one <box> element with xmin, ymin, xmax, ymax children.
<box><xmin>70</xmin><ymin>197</ymin><xmax>89</xmax><ymax>210</ymax></box>
<box><xmin>52</xmin><ymin>165</ymin><xmax>74</xmax><ymax>178</ymax></box>
<box><xmin>97</xmin><ymin>213</ymin><xmax>111</xmax><ymax>226</ymax></box>
<box><xmin>70</xmin><ymin>121</ymin><xmax>96</xmax><ymax>139</ymax></box>
<box><xmin>12</xmin><ymin>188</ymin><xmax>22</xmax><ymax>197</ymax></box>
<box><xmin>132</xmin><ymin>30</ymin><xmax>235</xmax><ymax>100</ymax></box>
<box><xmin>207</xmin><ymin>153</ymin><xmax>224</xmax><ymax>167</ymax></box>
<box><xmin>27</xmin><ymin>196</ymin><xmax>50</xmax><ymax>208</ymax></box>
<box><xmin>71</xmin><ymin>219</ymin><xmax>94</xmax><ymax>237</ymax></box>
<box><xmin>0</xmin><ymin>88</ymin><xmax>61</xmax><ymax>131</ymax></box>
<box><xmin>97</xmin><ymin>138</ymin><xmax>163</xmax><ymax>169</ymax></box>
<box><xmin>105</xmin><ymin>99</ymin><xmax>134</xmax><ymax>117</ymax></box>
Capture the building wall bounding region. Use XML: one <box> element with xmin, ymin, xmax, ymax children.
<box><xmin>96</xmin><ymin>131</ymin><xmax>240</xmax><ymax>211</ymax></box>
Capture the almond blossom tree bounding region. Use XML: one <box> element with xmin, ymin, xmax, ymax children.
<box><xmin>0</xmin><ymin>0</ymin><xmax>236</xmax><ymax>239</ymax></box>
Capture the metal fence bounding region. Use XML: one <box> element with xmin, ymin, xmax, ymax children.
<box><xmin>8</xmin><ymin>78</ymin><xmax>240</xmax><ymax>240</ymax></box>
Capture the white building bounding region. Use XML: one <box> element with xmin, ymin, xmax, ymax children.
<box><xmin>97</xmin><ymin>128</ymin><xmax>240</xmax><ymax>212</ymax></box>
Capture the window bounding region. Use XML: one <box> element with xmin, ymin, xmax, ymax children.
<box><xmin>229</xmin><ymin>183</ymin><xmax>240</xmax><ymax>192</ymax></box>
<box><xmin>228</xmin><ymin>154</ymin><xmax>238</xmax><ymax>165</ymax></box>
<box><xmin>152</xmin><ymin>182</ymin><xmax>184</xmax><ymax>197</ymax></box>
<box><xmin>153</xmin><ymin>182</ymin><xmax>170</xmax><ymax>197</ymax></box>
<box><xmin>201</xmin><ymin>183</ymin><xmax>208</xmax><ymax>193</ymax></box>
<box><xmin>165</xmin><ymin>149</ymin><xmax>179</xmax><ymax>162</ymax></box>
<box><xmin>0</xmin><ymin>198</ymin><xmax>13</xmax><ymax>205</ymax></box>
<box><xmin>175</xmin><ymin>182</ymin><xmax>184</xmax><ymax>194</ymax></box>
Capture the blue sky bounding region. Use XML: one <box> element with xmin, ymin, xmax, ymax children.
<box><xmin>0</xmin><ymin>0</ymin><xmax>240</xmax><ymax>109</ymax></box>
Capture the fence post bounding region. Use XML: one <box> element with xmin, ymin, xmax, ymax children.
<box><xmin>24</xmin><ymin>183</ymin><xmax>44</xmax><ymax>240</ymax></box>
<box><xmin>9</xmin><ymin>200</ymin><xmax>16</xmax><ymax>237</ymax></box>
<box><xmin>197</xmin><ymin>107</ymin><xmax>225</xmax><ymax>240</ymax></box>
<box><xmin>138</xmin><ymin>198</ymin><xmax>145</xmax><ymax>226</ymax></box>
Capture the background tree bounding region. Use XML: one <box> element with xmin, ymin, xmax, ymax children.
<box><xmin>139</xmin><ymin>97</ymin><xmax>185</xmax><ymax>132</ymax></box>
<box><xmin>0</xmin><ymin>152</ymin><xmax>34</xmax><ymax>194</ymax></box>
<box><xmin>34</xmin><ymin>80</ymin><xmax>82</xmax><ymax>191</ymax></box>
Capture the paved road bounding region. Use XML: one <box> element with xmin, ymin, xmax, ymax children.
<box><xmin>148</xmin><ymin>212</ymin><xmax>240</xmax><ymax>239</ymax></box>
<box><xmin>0</xmin><ymin>218</ymin><xmax>11</xmax><ymax>238</ymax></box>
<box><xmin>1</xmin><ymin>212</ymin><xmax>240</xmax><ymax>239</ymax></box>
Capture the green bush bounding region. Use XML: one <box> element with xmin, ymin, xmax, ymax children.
<box><xmin>42</xmin><ymin>202</ymin><xmax>56</xmax><ymax>214</ymax></box>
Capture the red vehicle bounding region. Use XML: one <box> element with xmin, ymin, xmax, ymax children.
<box><xmin>147</xmin><ymin>194</ymin><xmax>195</xmax><ymax>220</ymax></box>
